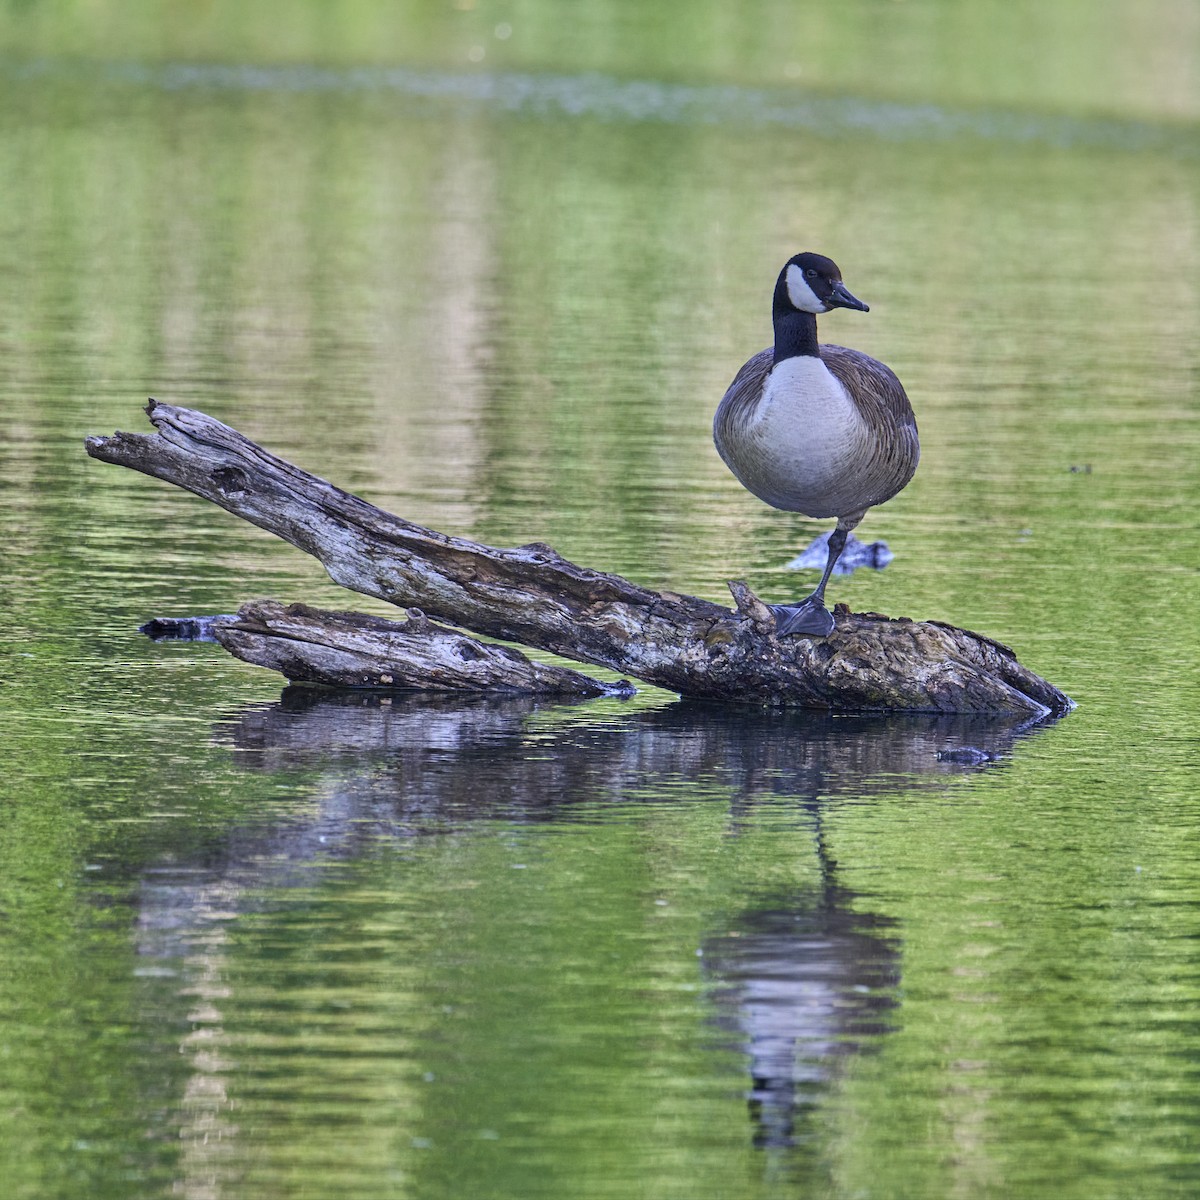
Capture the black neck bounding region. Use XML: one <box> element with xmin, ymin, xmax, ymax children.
<box><xmin>772</xmin><ymin>307</ymin><xmax>820</xmax><ymax>363</ymax></box>
<box><xmin>772</xmin><ymin>273</ymin><xmax>821</xmax><ymax>362</ymax></box>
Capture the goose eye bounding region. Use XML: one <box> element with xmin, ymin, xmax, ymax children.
<box><xmin>805</xmin><ymin>268</ymin><xmax>817</xmax><ymax>279</ymax></box>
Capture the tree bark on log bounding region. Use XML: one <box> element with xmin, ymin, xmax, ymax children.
<box><xmin>85</xmin><ymin>402</ymin><xmax>1072</xmax><ymax>716</ymax></box>
<box><xmin>212</xmin><ymin>600</ymin><xmax>630</xmax><ymax>697</ymax></box>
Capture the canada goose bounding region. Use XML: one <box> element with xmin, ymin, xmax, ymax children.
<box><xmin>714</xmin><ymin>252</ymin><xmax>919</xmax><ymax>636</ymax></box>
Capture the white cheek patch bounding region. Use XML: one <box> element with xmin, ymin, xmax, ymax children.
<box><xmin>786</xmin><ymin>265</ymin><xmax>828</xmax><ymax>313</ymax></box>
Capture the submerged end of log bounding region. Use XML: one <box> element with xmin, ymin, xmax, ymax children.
<box><xmin>209</xmin><ymin>600</ymin><xmax>634</xmax><ymax>698</ymax></box>
<box><xmin>831</xmin><ymin>603</ymin><xmax>1071</xmax><ymax>717</ymax></box>
<box><xmin>710</xmin><ymin>583</ymin><xmax>1073</xmax><ymax>717</ymax></box>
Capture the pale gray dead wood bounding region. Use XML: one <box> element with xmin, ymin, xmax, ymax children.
<box><xmin>213</xmin><ymin>600</ymin><xmax>624</xmax><ymax>697</ymax></box>
<box><xmin>85</xmin><ymin>402</ymin><xmax>1073</xmax><ymax>715</ymax></box>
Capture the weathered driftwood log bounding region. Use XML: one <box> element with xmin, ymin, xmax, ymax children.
<box><xmin>213</xmin><ymin>600</ymin><xmax>629</xmax><ymax>697</ymax></box>
<box><xmin>85</xmin><ymin>402</ymin><xmax>1072</xmax><ymax>715</ymax></box>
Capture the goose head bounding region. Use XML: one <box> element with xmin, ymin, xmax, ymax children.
<box><xmin>775</xmin><ymin>252</ymin><xmax>870</xmax><ymax>316</ymax></box>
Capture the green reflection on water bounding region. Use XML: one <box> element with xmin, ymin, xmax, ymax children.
<box><xmin>2</xmin><ymin>0</ymin><xmax>1197</xmax><ymax>121</ymax></box>
<box><xmin>1</xmin><ymin>4</ymin><xmax>1199</xmax><ymax>1199</ymax></box>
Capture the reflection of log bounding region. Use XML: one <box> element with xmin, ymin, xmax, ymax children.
<box><xmin>86</xmin><ymin>402</ymin><xmax>1072</xmax><ymax>715</ymax></box>
<box><xmin>222</xmin><ymin>689</ymin><xmax>1049</xmax><ymax>798</ymax></box>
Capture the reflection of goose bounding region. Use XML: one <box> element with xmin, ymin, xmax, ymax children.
<box><xmin>703</xmin><ymin>889</ymin><xmax>900</xmax><ymax>1151</ymax></box>
<box><xmin>714</xmin><ymin>252</ymin><xmax>920</xmax><ymax>636</ymax></box>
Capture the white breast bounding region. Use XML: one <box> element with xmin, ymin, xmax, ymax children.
<box><xmin>731</xmin><ymin>356</ymin><xmax>869</xmax><ymax>517</ymax></box>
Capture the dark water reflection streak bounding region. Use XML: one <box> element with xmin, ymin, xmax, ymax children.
<box><xmin>220</xmin><ymin>689</ymin><xmax>1048</xmax><ymax>814</ymax></box>
<box><xmin>129</xmin><ymin>691</ymin><xmax>1056</xmax><ymax>1181</ymax></box>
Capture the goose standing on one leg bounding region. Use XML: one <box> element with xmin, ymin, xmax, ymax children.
<box><xmin>714</xmin><ymin>252</ymin><xmax>920</xmax><ymax>636</ymax></box>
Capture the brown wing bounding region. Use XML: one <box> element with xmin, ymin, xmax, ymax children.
<box><xmin>712</xmin><ymin>347</ymin><xmax>773</xmax><ymax>466</ymax></box>
<box><xmin>821</xmin><ymin>344</ymin><xmax>920</xmax><ymax>504</ymax></box>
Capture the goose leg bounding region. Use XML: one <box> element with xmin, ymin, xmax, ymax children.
<box><xmin>770</xmin><ymin>523</ymin><xmax>852</xmax><ymax>637</ymax></box>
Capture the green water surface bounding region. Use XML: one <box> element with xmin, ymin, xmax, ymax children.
<box><xmin>1</xmin><ymin>4</ymin><xmax>1198</xmax><ymax>1198</ymax></box>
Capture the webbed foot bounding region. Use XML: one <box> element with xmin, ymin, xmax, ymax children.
<box><xmin>769</xmin><ymin>599</ymin><xmax>836</xmax><ymax>637</ymax></box>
